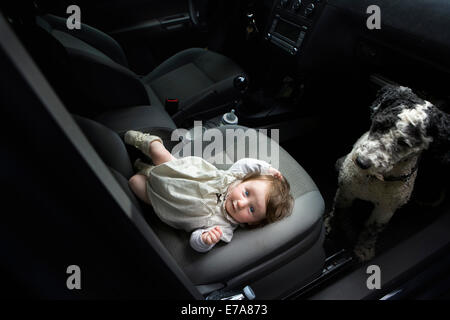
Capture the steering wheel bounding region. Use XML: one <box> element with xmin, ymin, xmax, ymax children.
<box><xmin>188</xmin><ymin>0</ymin><xmax>209</xmax><ymax>30</ymax></box>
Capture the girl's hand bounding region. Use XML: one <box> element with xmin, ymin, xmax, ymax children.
<box><xmin>201</xmin><ymin>226</ymin><xmax>223</xmax><ymax>245</ymax></box>
<box><xmin>268</xmin><ymin>167</ymin><xmax>283</xmax><ymax>180</ymax></box>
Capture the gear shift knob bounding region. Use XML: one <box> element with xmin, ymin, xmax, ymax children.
<box><xmin>234</xmin><ymin>75</ymin><xmax>249</xmax><ymax>93</ymax></box>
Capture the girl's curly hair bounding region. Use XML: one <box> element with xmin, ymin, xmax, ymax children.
<box><xmin>241</xmin><ymin>172</ymin><xmax>294</xmax><ymax>228</ymax></box>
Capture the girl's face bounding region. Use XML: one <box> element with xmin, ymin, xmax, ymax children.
<box><xmin>225</xmin><ymin>180</ymin><xmax>270</xmax><ymax>224</ymax></box>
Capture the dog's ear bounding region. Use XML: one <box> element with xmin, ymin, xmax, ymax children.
<box><xmin>370</xmin><ymin>85</ymin><xmax>402</xmax><ymax>117</ymax></box>
<box><xmin>426</xmin><ymin>106</ymin><xmax>450</xmax><ymax>165</ymax></box>
<box><xmin>369</xmin><ymin>85</ymin><xmax>415</xmax><ymax>118</ymax></box>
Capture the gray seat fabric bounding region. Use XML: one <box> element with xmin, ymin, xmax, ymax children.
<box><xmin>94</xmin><ymin>105</ymin><xmax>177</xmax><ymax>136</ymax></box>
<box><xmin>35</xmin><ymin>14</ymin><xmax>150</xmax><ymax>112</ymax></box>
<box><xmin>73</xmin><ymin>115</ymin><xmax>134</xmax><ymax>179</ymax></box>
<box><xmin>143</xmin><ymin>48</ymin><xmax>244</xmax><ymax>119</ymax></box>
<box><xmin>36</xmin><ymin>14</ymin><xmax>245</xmax><ymax>119</ymax></box>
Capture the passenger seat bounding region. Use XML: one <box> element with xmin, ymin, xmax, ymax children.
<box><xmin>75</xmin><ymin>116</ymin><xmax>326</xmax><ymax>299</ymax></box>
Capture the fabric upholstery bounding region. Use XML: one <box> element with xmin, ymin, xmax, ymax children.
<box><xmin>143</xmin><ymin>48</ymin><xmax>245</xmax><ymax>118</ymax></box>
<box><xmin>148</xmin><ymin>62</ymin><xmax>214</xmax><ymax>103</ymax></box>
<box><xmin>36</xmin><ymin>15</ymin><xmax>150</xmax><ymax>112</ymax></box>
<box><xmin>144</xmin><ymin>48</ymin><xmax>242</xmax><ymax>83</ymax></box>
<box><xmin>94</xmin><ymin>105</ymin><xmax>177</xmax><ymax>136</ymax></box>
<box><xmin>38</xmin><ymin>14</ymin><xmax>129</xmax><ymax>67</ymax></box>
<box><xmin>74</xmin><ymin>115</ymin><xmax>134</xmax><ymax>179</ymax></box>
<box><xmin>37</xmin><ymin>15</ymin><xmax>245</xmax><ymax>119</ymax></box>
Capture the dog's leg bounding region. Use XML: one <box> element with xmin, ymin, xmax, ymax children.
<box><xmin>324</xmin><ymin>187</ymin><xmax>355</xmax><ymax>236</ymax></box>
<box><xmin>354</xmin><ymin>205</ymin><xmax>396</xmax><ymax>261</ymax></box>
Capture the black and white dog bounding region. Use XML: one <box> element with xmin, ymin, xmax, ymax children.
<box><xmin>325</xmin><ymin>85</ymin><xmax>450</xmax><ymax>261</ymax></box>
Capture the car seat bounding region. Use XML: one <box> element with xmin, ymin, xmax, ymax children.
<box><xmin>75</xmin><ymin>116</ymin><xmax>326</xmax><ymax>299</ymax></box>
<box><xmin>33</xmin><ymin>12</ymin><xmax>246</xmax><ymax>125</ymax></box>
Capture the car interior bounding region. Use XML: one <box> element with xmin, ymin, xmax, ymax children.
<box><xmin>1</xmin><ymin>0</ymin><xmax>449</xmax><ymax>299</ymax></box>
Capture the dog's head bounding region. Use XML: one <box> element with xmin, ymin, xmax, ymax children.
<box><xmin>353</xmin><ymin>85</ymin><xmax>448</xmax><ymax>174</ymax></box>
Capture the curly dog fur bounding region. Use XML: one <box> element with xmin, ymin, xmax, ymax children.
<box><xmin>325</xmin><ymin>85</ymin><xmax>450</xmax><ymax>261</ymax></box>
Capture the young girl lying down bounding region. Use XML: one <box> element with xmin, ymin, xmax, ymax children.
<box><xmin>124</xmin><ymin>130</ymin><xmax>294</xmax><ymax>253</ymax></box>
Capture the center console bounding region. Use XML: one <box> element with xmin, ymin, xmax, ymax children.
<box><xmin>220</xmin><ymin>1</ymin><xmax>326</xmax><ymax>128</ymax></box>
<box><xmin>265</xmin><ymin>0</ymin><xmax>324</xmax><ymax>55</ymax></box>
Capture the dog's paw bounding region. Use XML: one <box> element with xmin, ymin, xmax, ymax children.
<box><xmin>354</xmin><ymin>244</ymin><xmax>375</xmax><ymax>262</ymax></box>
<box><xmin>324</xmin><ymin>212</ymin><xmax>334</xmax><ymax>236</ymax></box>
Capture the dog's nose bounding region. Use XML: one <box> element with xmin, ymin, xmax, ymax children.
<box><xmin>355</xmin><ymin>156</ymin><xmax>372</xmax><ymax>169</ymax></box>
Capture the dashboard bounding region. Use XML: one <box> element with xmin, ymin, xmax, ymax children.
<box><xmin>261</xmin><ymin>0</ymin><xmax>450</xmax><ymax>66</ymax></box>
<box><xmin>256</xmin><ymin>0</ymin><xmax>450</xmax><ymax>100</ymax></box>
<box><xmin>264</xmin><ymin>0</ymin><xmax>324</xmax><ymax>56</ymax></box>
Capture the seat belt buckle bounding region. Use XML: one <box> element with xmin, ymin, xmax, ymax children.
<box><xmin>165</xmin><ymin>98</ymin><xmax>179</xmax><ymax>115</ymax></box>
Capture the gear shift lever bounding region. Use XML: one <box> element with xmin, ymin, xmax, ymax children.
<box><xmin>222</xmin><ymin>109</ymin><xmax>238</xmax><ymax>125</ymax></box>
<box><xmin>233</xmin><ymin>75</ymin><xmax>249</xmax><ymax>93</ymax></box>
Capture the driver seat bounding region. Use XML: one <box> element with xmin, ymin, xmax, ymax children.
<box><xmin>33</xmin><ymin>13</ymin><xmax>245</xmax><ymax>123</ymax></box>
